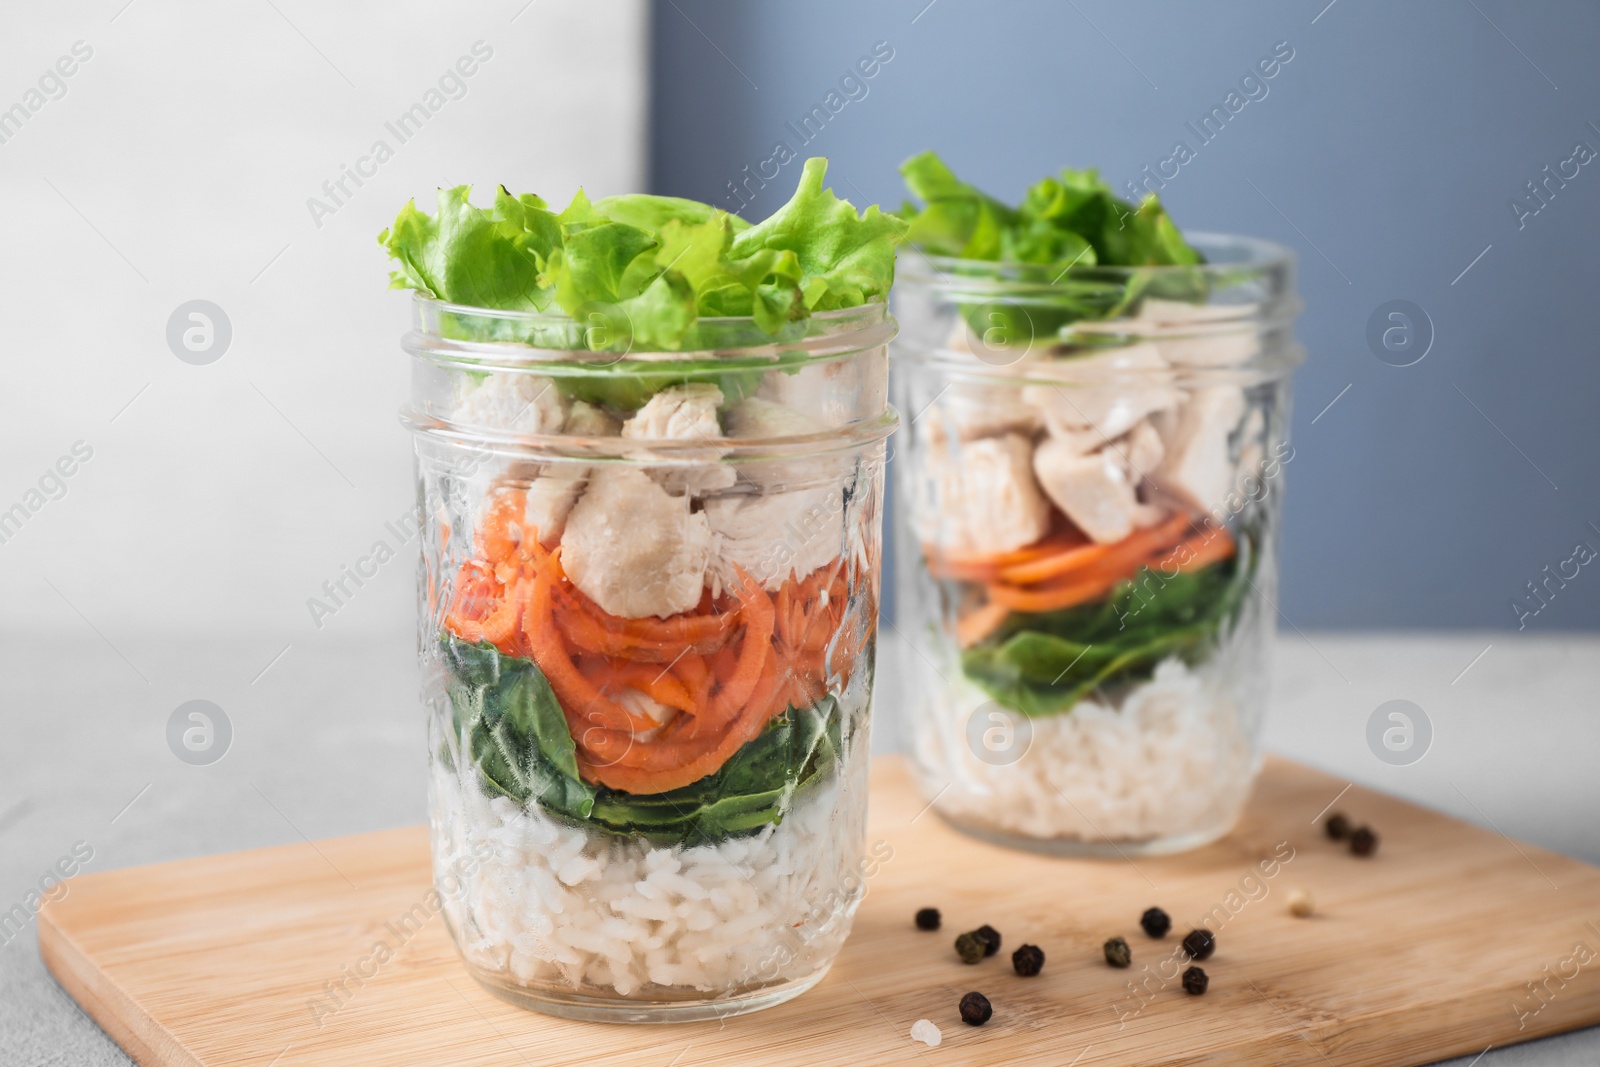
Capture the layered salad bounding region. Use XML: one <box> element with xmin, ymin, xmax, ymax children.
<box><xmin>388</xmin><ymin>159</ymin><xmax>902</xmax><ymax>1010</ymax></box>
<box><xmin>895</xmin><ymin>153</ymin><xmax>1290</xmax><ymax>849</ymax></box>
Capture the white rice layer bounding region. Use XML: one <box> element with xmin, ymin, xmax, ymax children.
<box><xmin>428</xmin><ymin>759</ymin><xmax>866</xmax><ymax>997</ymax></box>
<box><xmin>916</xmin><ymin>657</ymin><xmax>1257</xmax><ymax>843</ymax></box>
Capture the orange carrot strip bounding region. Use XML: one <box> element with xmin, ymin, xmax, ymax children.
<box><xmin>677</xmin><ymin>639</ymin><xmax>768</xmax><ymax>743</ymax></box>
<box><xmin>573</xmin><ymin>589</ymin><xmax>740</xmax><ymax>647</ymax></box>
<box><xmin>477</xmin><ymin>489</ymin><xmax>526</xmax><ymax>565</ymax></box>
<box><xmin>998</xmin><ymin>512</ymin><xmax>1190</xmax><ymax>586</ymax></box>
<box><xmin>584</xmin><ymin>650</ymin><xmax>789</xmax><ymax>792</ymax></box>
<box><xmin>673</xmin><ymin>653</ymin><xmax>715</xmax><ymax>708</ymax></box>
<box><xmin>602</xmin><ymin>661</ymin><xmax>697</xmax><ymax>715</ymax></box>
<box><xmin>1159</xmin><ymin>529</ymin><xmax>1237</xmax><ymax>574</ymax></box>
<box><xmin>956</xmin><ymin>601</ymin><xmax>1010</xmax><ymax>649</ymax></box>
<box><xmin>550</xmin><ymin>583</ymin><xmax>736</xmax><ymax>662</ymax></box>
<box><xmin>523</xmin><ymin>555</ymin><xmax>644</xmax><ymax>733</ymax></box>
<box><xmin>773</xmin><ymin>580</ymin><xmax>794</xmax><ymax>650</ymax></box>
<box><xmin>923</xmin><ymin>530</ymin><xmax>1070</xmax><ymax>578</ymax></box>
<box><xmin>984</xmin><ymin>571</ymin><xmax>1125</xmax><ymax>614</ymax></box>
<box><xmin>993</xmin><ymin>541</ymin><xmax>1112</xmax><ymax>587</ymax></box>
<box><xmin>708</xmin><ymin>568</ymin><xmax>775</xmax><ymax>719</ymax></box>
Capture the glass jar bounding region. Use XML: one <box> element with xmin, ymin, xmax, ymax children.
<box><xmin>403</xmin><ymin>297</ymin><xmax>896</xmax><ymax>1021</ymax></box>
<box><xmin>891</xmin><ymin>235</ymin><xmax>1302</xmax><ymax>856</ymax></box>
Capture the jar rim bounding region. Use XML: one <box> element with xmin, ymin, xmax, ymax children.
<box><xmin>401</xmin><ymin>406</ymin><xmax>900</xmax><ymax>462</ymax></box>
<box><xmin>414</xmin><ymin>294</ymin><xmax>891</xmax><ymax>328</ymax></box>
<box><xmin>897</xmin><ymin>231</ymin><xmax>1295</xmax><ymax>282</ymax></box>
<box><xmin>406</xmin><ymin>294</ymin><xmax>896</xmax><ymax>367</ymax></box>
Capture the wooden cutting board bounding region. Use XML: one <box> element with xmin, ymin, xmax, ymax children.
<box><xmin>39</xmin><ymin>756</ymin><xmax>1600</xmax><ymax>1066</ymax></box>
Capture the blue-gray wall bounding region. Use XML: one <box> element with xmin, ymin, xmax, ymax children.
<box><xmin>651</xmin><ymin>0</ymin><xmax>1600</xmax><ymax>630</ymax></box>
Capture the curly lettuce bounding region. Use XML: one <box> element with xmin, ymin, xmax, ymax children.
<box><xmin>899</xmin><ymin>150</ymin><xmax>1200</xmax><ymax>268</ymax></box>
<box><xmin>380</xmin><ymin>158</ymin><xmax>903</xmax><ymax>352</ymax></box>
<box><xmin>898</xmin><ymin>152</ymin><xmax>1207</xmax><ymax>340</ymax></box>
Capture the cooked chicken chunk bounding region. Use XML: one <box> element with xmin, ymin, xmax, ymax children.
<box><xmin>703</xmin><ymin>485</ymin><xmax>842</xmax><ymax>591</ymax></box>
<box><xmin>725</xmin><ymin>396</ymin><xmax>818</xmax><ymax>439</ymax></box>
<box><xmin>1121</xmin><ymin>420</ymin><xmax>1165</xmax><ymax>479</ymax></box>
<box><xmin>564</xmin><ymin>399</ymin><xmax>622</xmax><ymax>438</ymax></box>
<box><xmin>1070</xmin><ymin>298</ymin><xmax>1260</xmax><ymax>367</ymax></box>
<box><xmin>1022</xmin><ymin>343</ymin><xmax>1180</xmax><ymax>440</ymax></box>
<box><xmin>622</xmin><ymin>383</ymin><xmax>737</xmax><ymax>495</ymax></box>
<box><xmin>522</xmin><ymin>403</ymin><xmax>621</xmax><ymax>547</ymax></box>
<box><xmin>921</xmin><ymin>384</ymin><xmax>1042</xmax><ymax>443</ymax></box>
<box><xmin>524</xmin><ymin>466</ymin><xmax>585</xmax><ymax>547</ymax></box>
<box><xmin>915</xmin><ymin>433</ymin><xmax>1051</xmax><ymax>556</ymax></box>
<box><xmin>1150</xmin><ymin>386</ymin><xmax>1246</xmax><ymax>513</ymax></box>
<box><xmin>454</xmin><ymin>373</ymin><xmax>568</xmax><ymax>434</ymax></box>
<box><xmin>724</xmin><ymin>396</ymin><xmax>834</xmax><ymax>487</ymax></box>
<box><xmin>1032</xmin><ymin>436</ymin><xmax>1141</xmax><ymax>545</ymax></box>
<box><xmin>560</xmin><ymin>467</ymin><xmax>711</xmax><ymax>619</ymax></box>
<box><xmin>624</xmin><ymin>383</ymin><xmax>723</xmax><ymax>440</ymax></box>
<box><xmin>755</xmin><ymin>351</ymin><xmax>888</xmax><ymax>428</ymax></box>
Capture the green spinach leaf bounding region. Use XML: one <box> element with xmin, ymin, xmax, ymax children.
<box><xmin>960</xmin><ymin>529</ymin><xmax>1256</xmax><ymax>716</ymax></box>
<box><xmin>439</xmin><ymin>635</ymin><xmax>843</xmax><ymax>845</ymax></box>
<box><xmin>442</xmin><ymin>635</ymin><xmax>595</xmax><ymax>815</ymax></box>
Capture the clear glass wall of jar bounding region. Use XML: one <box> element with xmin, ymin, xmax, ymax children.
<box><xmin>891</xmin><ymin>236</ymin><xmax>1302</xmax><ymax>856</ymax></box>
<box><xmin>403</xmin><ymin>298</ymin><xmax>896</xmax><ymax>1020</ymax></box>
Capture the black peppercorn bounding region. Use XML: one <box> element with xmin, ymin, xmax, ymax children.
<box><xmin>1326</xmin><ymin>812</ymin><xmax>1351</xmax><ymax>840</ymax></box>
<box><xmin>1012</xmin><ymin>944</ymin><xmax>1044</xmax><ymax>977</ymax></box>
<box><xmin>1140</xmin><ymin>906</ymin><xmax>1171</xmax><ymax>938</ymax></box>
<box><xmin>1181</xmin><ymin>929</ymin><xmax>1215</xmax><ymax>961</ymax></box>
<box><xmin>1350</xmin><ymin>826</ymin><xmax>1379</xmax><ymax>857</ymax></box>
<box><xmin>954</xmin><ymin>932</ymin><xmax>986</xmax><ymax>964</ymax></box>
<box><xmin>974</xmin><ymin>924</ymin><xmax>1001</xmax><ymax>957</ymax></box>
<box><xmin>958</xmin><ymin>991</ymin><xmax>992</xmax><ymax>1026</ymax></box>
<box><xmin>1182</xmin><ymin>966</ymin><xmax>1209</xmax><ymax>995</ymax></box>
<box><xmin>1103</xmin><ymin>936</ymin><xmax>1132</xmax><ymax>968</ymax></box>
<box><xmin>915</xmin><ymin>907</ymin><xmax>941</xmax><ymax>931</ymax></box>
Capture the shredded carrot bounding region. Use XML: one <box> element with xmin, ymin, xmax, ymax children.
<box><xmin>672</xmin><ymin>652</ymin><xmax>715</xmax><ymax>708</ymax></box>
<box><xmin>707</xmin><ymin>568</ymin><xmax>775</xmax><ymax>719</ymax></box>
<box><xmin>522</xmin><ymin>554</ymin><xmax>657</xmax><ymax>733</ymax></box>
<box><xmin>445</xmin><ymin>528</ymin><xmax>857</xmax><ymax>793</ymax></box>
<box><xmin>997</xmin><ymin>512</ymin><xmax>1190</xmax><ymax>586</ymax></box>
<box><xmin>478</xmin><ymin>489</ymin><xmax>527</xmax><ymax>564</ymax></box>
<box><xmin>984</xmin><ymin>570</ymin><xmax>1126</xmax><ymax>614</ymax></box>
<box><xmin>1162</xmin><ymin>530</ymin><xmax>1237</xmax><ymax>574</ymax></box>
<box><xmin>573</xmin><ymin>591</ymin><xmax>741</xmax><ymax>647</ymax></box>
<box><xmin>956</xmin><ymin>601</ymin><xmax>1010</xmax><ymax>649</ymax></box>
<box><xmin>924</xmin><ymin>526</ymin><xmax>1079</xmax><ymax>580</ymax></box>
<box><xmin>982</xmin><ymin>524</ymin><xmax>1238</xmax><ymax>615</ymax></box>
<box><xmin>992</xmin><ymin>540</ymin><xmax>1110</xmax><ymax>587</ymax></box>
<box><xmin>584</xmin><ymin>650</ymin><xmax>790</xmax><ymax>793</ymax></box>
<box><xmin>592</xmin><ymin>660</ymin><xmax>697</xmax><ymax>716</ymax></box>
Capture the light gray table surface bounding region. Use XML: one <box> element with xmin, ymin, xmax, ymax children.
<box><xmin>3</xmin><ymin>630</ymin><xmax>1596</xmax><ymax>1066</ymax></box>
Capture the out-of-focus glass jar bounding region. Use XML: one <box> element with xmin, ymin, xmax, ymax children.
<box><xmin>403</xmin><ymin>297</ymin><xmax>896</xmax><ymax>1021</ymax></box>
<box><xmin>891</xmin><ymin>235</ymin><xmax>1302</xmax><ymax>856</ymax></box>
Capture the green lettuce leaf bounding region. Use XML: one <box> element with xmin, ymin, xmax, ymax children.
<box><xmin>379</xmin><ymin>185</ymin><xmax>560</xmax><ymax>312</ymax></box>
<box><xmin>381</xmin><ymin>159</ymin><xmax>902</xmax><ymax>354</ymax></box>
<box><xmin>899</xmin><ymin>152</ymin><xmax>1205</xmax><ymax>341</ymax></box>
<box><xmin>730</xmin><ymin>157</ymin><xmax>906</xmax><ymax>312</ymax></box>
<box><xmin>901</xmin><ymin>153</ymin><xmax>1200</xmax><ymax>269</ymax></box>
<box><xmin>899</xmin><ymin>150</ymin><xmax>1019</xmax><ymax>261</ymax></box>
<box><xmin>591</xmin><ymin>192</ymin><xmax>749</xmax><ymax>235</ymax></box>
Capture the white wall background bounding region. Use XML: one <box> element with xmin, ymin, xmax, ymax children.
<box><xmin>0</xmin><ymin>0</ymin><xmax>648</xmax><ymax>656</ymax></box>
